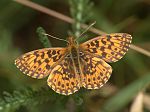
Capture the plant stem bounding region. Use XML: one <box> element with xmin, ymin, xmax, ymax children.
<box><xmin>13</xmin><ymin>0</ymin><xmax>150</xmax><ymax>57</ymax></box>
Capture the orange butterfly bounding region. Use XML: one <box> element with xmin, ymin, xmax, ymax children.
<box><xmin>15</xmin><ymin>33</ymin><xmax>132</xmax><ymax>95</ymax></box>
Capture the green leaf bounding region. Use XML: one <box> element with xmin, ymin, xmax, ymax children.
<box><xmin>101</xmin><ymin>72</ymin><xmax>150</xmax><ymax>112</ymax></box>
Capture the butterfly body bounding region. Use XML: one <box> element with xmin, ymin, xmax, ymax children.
<box><xmin>15</xmin><ymin>33</ymin><xmax>132</xmax><ymax>95</ymax></box>
<box><xmin>66</xmin><ymin>37</ymin><xmax>83</xmax><ymax>87</ymax></box>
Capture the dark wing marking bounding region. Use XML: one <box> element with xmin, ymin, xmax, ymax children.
<box><xmin>80</xmin><ymin>52</ymin><xmax>112</xmax><ymax>89</ymax></box>
<box><xmin>47</xmin><ymin>57</ymin><xmax>81</xmax><ymax>95</ymax></box>
<box><xmin>15</xmin><ymin>48</ymin><xmax>67</xmax><ymax>79</ymax></box>
<box><xmin>80</xmin><ymin>33</ymin><xmax>132</xmax><ymax>62</ymax></box>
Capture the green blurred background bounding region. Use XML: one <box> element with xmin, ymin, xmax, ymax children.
<box><xmin>0</xmin><ymin>0</ymin><xmax>150</xmax><ymax>112</ymax></box>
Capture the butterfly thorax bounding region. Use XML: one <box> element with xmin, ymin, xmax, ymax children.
<box><xmin>67</xmin><ymin>37</ymin><xmax>81</xmax><ymax>76</ymax></box>
<box><xmin>67</xmin><ymin>37</ymin><xmax>78</xmax><ymax>47</ymax></box>
<box><xmin>67</xmin><ymin>37</ymin><xmax>79</xmax><ymax>57</ymax></box>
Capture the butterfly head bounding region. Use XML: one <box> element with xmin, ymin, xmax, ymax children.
<box><xmin>67</xmin><ymin>37</ymin><xmax>78</xmax><ymax>47</ymax></box>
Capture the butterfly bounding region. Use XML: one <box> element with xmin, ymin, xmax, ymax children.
<box><xmin>15</xmin><ymin>33</ymin><xmax>132</xmax><ymax>95</ymax></box>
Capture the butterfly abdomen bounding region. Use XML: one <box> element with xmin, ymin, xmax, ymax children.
<box><xmin>70</xmin><ymin>46</ymin><xmax>82</xmax><ymax>76</ymax></box>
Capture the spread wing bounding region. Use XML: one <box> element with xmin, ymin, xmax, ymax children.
<box><xmin>47</xmin><ymin>57</ymin><xmax>81</xmax><ymax>95</ymax></box>
<box><xmin>80</xmin><ymin>33</ymin><xmax>132</xmax><ymax>63</ymax></box>
<box><xmin>80</xmin><ymin>53</ymin><xmax>112</xmax><ymax>89</ymax></box>
<box><xmin>15</xmin><ymin>48</ymin><xmax>67</xmax><ymax>79</ymax></box>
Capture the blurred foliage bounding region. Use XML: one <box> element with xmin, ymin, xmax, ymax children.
<box><xmin>36</xmin><ymin>27</ymin><xmax>52</xmax><ymax>48</ymax></box>
<box><xmin>69</xmin><ymin>0</ymin><xmax>93</xmax><ymax>37</ymax></box>
<box><xmin>0</xmin><ymin>0</ymin><xmax>150</xmax><ymax>112</ymax></box>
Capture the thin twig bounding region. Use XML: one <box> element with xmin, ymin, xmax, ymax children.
<box><xmin>130</xmin><ymin>44</ymin><xmax>150</xmax><ymax>57</ymax></box>
<box><xmin>13</xmin><ymin>0</ymin><xmax>105</xmax><ymax>34</ymax></box>
<box><xmin>13</xmin><ymin>0</ymin><xmax>73</xmax><ymax>23</ymax></box>
<box><xmin>13</xmin><ymin>0</ymin><xmax>150</xmax><ymax>57</ymax></box>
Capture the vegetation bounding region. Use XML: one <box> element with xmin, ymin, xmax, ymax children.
<box><xmin>0</xmin><ymin>0</ymin><xmax>150</xmax><ymax>112</ymax></box>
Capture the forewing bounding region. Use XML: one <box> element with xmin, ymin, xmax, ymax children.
<box><xmin>80</xmin><ymin>33</ymin><xmax>132</xmax><ymax>62</ymax></box>
<box><xmin>80</xmin><ymin>53</ymin><xmax>112</xmax><ymax>89</ymax></box>
<box><xmin>47</xmin><ymin>57</ymin><xmax>81</xmax><ymax>95</ymax></box>
<box><xmin>15</xmin><ymin>48</ymin><xmax>67</xmax><ymax>79</ymax></box>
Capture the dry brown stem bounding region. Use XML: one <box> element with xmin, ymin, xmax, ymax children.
<box><xmin>13</xmin><ymin>0</ymin><xmax>150</xmax><ymax>57</ymax></box>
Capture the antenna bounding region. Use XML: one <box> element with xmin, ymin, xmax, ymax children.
<box><xmin>43</xmin><ymin>33</ymin><xmax>69</xmax><ymax>43</ymax></box>
<box><xmin>76</xmin><ymin>21</ymin><xmax>96</xmax><ymax>40</ymax></box>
